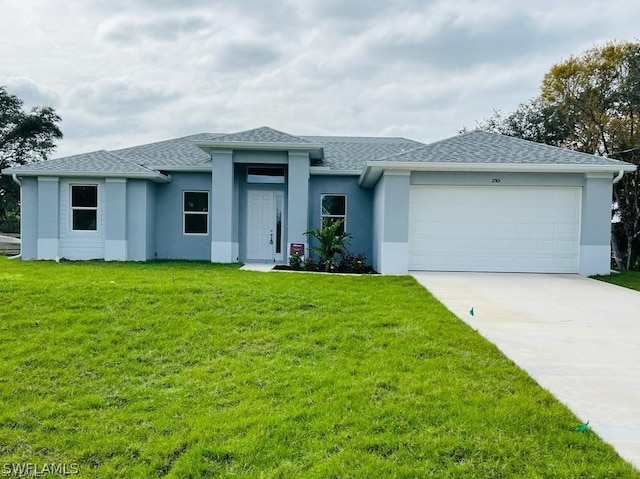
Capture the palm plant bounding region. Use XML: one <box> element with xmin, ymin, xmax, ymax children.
<box><xmin>304</xmin><ymin>219</ymin><xmax>352</xmax><ymax>271</ymax></box>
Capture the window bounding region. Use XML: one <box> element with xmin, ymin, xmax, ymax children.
<box><xmin>247</xmin><ymin>166</ymin><xmax>285</xmax><ymax>184</ymax></box>
<box><xmin>321</xmin><ymin>194</ymin><xmax>346</xmax><ymax>234</ymax></box>
<box><xmin>184</xmin><ymin>191</ymin><xmax>209</xmax><ymax>235</ymax></box>
<box><xmin>71</xmin><ymin>185</ymin><xmax>98</xmax><ymax>231</ymax></box>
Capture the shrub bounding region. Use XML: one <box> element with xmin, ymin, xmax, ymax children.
<box><xmin>289</xmin><ymin>252</ymin><xmax>303</xmax><ymax>269</ymax></box>
<box><xmin>303</xmin><ymin>256</ymin><xmax>318</xmax><ymax>271</ymax></box>
<box><xmin>339</xmin><ymin>252</ymin><xmax>369</xmax><ymax>274</ymax></box>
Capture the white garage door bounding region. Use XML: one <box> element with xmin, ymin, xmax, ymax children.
<box><xmin>409</xmin><ymin>186</ymin><xmax>581</xmax><ymax>273</ymax></box>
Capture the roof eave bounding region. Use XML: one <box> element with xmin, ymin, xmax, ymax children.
<box><xmin>358</xmin><ymin>161</ymin><xmax>638</xmax><ymax>188</ymax></box>
<box><xmin>4</xmin><ymin>170</ymin><xmax>172</xmax><ymax>183</ymax></box>
<box><xmin>309</xmin><ymin>167</ymin><xmax>361</xmax><ymax>176</ymax></box>
<box><xmin>195</xmin><ymin>141</ymin><xmax>324</xmax><ymax>158</ymax></box>
<box><xmin>145</xmin><ymin>165</ymin><xmax>211</xmax><ymax>172</ymax></box>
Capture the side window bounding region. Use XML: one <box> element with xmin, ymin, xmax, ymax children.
<box><xmin>184</xmin><ymin>191</ymin><xmax>209</xmax><ymax>235</ymax></box>
<box><xmin>321</xmin><ymin>194</ymin><xmax>346</xmax><ymax>234</ymax></box>
<box><xmin>71</xmin><ymin>185</ymin><xmax>98</xmax><ymax>231</ymax></box>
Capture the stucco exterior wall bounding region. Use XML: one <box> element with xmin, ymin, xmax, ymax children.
<box><xmin>308</xmin><ymin>174</ymin><xmax>373</xmax><ymax>262</ymax></box>
<box><xmin>155</xmin><ymin>172</ymin><xmax>212</xmax><ymax>260</ymax></box>
<box><xmin>19</xmin><ymin>177</ymin><xmax>38</xmax><ymax>260</ymax></box>
<box><xmin>580</xmin><ymin>174</ymin><xmax>613</xmax><ymax>276</ymax></box>
<box><xmin>410</xmin><ymin>171</ymin><xmax>585</xmax><ymax>187</ymax></box>
<box><xmin>127</xmin><ymin>180</ymin><xmax>157</xmax><ymax>261</ymax></box>
<box><xmin>146</xmin><ymin>182</ymin><xmax>157</xmax><ymax>260</ymax></box>
<box><xmin>105</xmin><ymin>178</ymin><xmax>127</xmax><ymax>260</ymax></box>
<box><xmin>287</xmin><ymin>152</ymin><xmax>310</xmax><ymax>254</ymax></box>
<box><xmin>210</xmin><ymin>151</ymin><xmax>236</xmax><ymax>262</ymax></box>
<box><xmin>372</xmin><ymin>175</ymin><xmax>384</xmax><ymax>272</ymax></box>
<box><xmin>371</xmin><ymin>171</ymin><xmax>410</xmax><ymax>274</ymax></box>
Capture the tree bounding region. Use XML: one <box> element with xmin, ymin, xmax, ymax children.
<box><xmin>475</xmin><ymin>99</ymin><xmax>572</xmax><ymax>146</ymax></box>
<box><xmin>0</xmin><ymin>86</ymin><xmax>63</xmax><ymax>232</ymax></box>
<box><xmin>476</xmin><ymin>42</ymin><xmax>640</xmax><ymax>270</ymax></box>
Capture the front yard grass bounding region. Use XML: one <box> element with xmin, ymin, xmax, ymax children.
<box><xmin>594</xmin><ymin>269</ymin><xmax>640</xmax><ymax>292</ymax></box>
<box><xmin>0</xmin><ymin>258</ymin><xmax>637</xmax><ymax>478</ymax></box>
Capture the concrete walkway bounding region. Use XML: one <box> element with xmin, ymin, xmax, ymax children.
<box><xmin>411</xmin><ymin>272</ymin><xmax>640</xmax><ymax>470</ymax></box>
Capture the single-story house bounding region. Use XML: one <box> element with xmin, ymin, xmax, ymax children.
<box><xmin>2</xmin><ymin>126</ymin><xmax>635</xmax><ymax>275</ymax></box>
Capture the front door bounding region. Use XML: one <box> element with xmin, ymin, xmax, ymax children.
<box><xmin>246</xmin><ymin>190</ymin><xmax>284</xmax><ymax>261</ymax></box>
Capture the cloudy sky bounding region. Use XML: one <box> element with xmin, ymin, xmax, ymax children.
<box><xmin>2</xmin><ymin>0</ymin><xmax>639</xmax><ymax>158</ymax></box>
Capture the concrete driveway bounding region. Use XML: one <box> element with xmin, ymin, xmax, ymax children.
<box><xmin>411</xmin><ymin>272</ymin><xmax>640</xmax><ymax>470</ymax></box>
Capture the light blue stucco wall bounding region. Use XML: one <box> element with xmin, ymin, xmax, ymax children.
<box><xmin>105</xmin><ymin>179</ymin><xmax>127</xmax><ymax>241</ymax></box>
<box><xmin>36</xmin><ymin>177</ymin><xmax>60</xmax><ymax>259</ymax></box>
<box><xmin>308</xmin><ymin>174</ymin><xmax>373</xmax><ymax>261</ymax></box>
<box><xmin>234</xmin><ymin>150</ymin><xmax>287</xmax><ymax>165</ymax></box>
<box><xmin>37</xmin><ymin>177</ymin><xmax>59</xmax><ymax>239</ymax></box>
<box><xmin>287</xmin><ymin>152</ymin><xmax>310</xmax><ymax>249</ymax></box>
<box><xmin>20</xmin><ymin>177</ymin><xmax>38</xmax><ymax>259</ymax></box>
<box><xmin>127</xmin><ymin>180</ymin><xmax>146</xmax><ymax>261</ymax></box>
<box><xmin>155</xmin><ymin>172</ymin><xmax>212</xmax><ymax>260</ymax></box>
<box><xmin>371</xmin><ymin>172</ymin><xmax>410</xmax><ymax>274</ymax></box>
<box><xmin>146</xmin><ymin>182</ymin><xmax>156</xmax><ymax>260</ymax></box>
<box><xmin>105</xmin><ymin>178</ymin><xmax>127</xmax><ymax>260</ymax></box>
<box><xmin>581</xmin><ymin>175</ymin><xmax>612</xmax><ymax>245</ymax></box>
<box><xmin>580</xmin><ymin>174</ymin><xmax>614</xmax><ymax>275</ymax></box>
<box><xmin>410</xmin><ymin>171</ymin><xmax>585</xmax><ymax>187</ymax></box>
<box><xmin>127</xmin><ymin>180</ymin><xmax>157</xmax><ymax>261</ymax></box>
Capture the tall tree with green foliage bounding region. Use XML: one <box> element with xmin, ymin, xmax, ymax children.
<box><xmin>475</xmin><ymin>42</ymin><xmax>640</xmax><ymax>270</ymax></box>
<box><xmin>0</xmin><ymin>86</ymin><xmax>63</xmax><ymax>232</ymax></box>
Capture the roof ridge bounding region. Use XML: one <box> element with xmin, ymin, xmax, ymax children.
<box><xmin>300</xmin><ymin>134</ymin><xmax>423</xmax><ymax>142</ymax></box>
<box><xmin>209</xmin><ymin>126</ymin><xmax>312</xmax><ymax>144</ymax></box>
<box><xmin>112</xmin><ymin>132</ymin><xmax>223</xmax><ymax>154</ymax></box>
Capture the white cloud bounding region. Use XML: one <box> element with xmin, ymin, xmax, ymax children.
<box><xmin>1</xmin><ymin>0</ymin><xmax>640</xmax><ymax>157</ymax></box>
<box><xmin>96</xmin><ymin>15</ymin><xmax>213</xmax><ymax>44</ymax></box>
<box><xmin>3</xmin><ymin>77</ymin><xmax>59</xmax><ymax>108</ymax></box>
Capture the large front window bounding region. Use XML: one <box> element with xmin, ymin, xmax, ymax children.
<box><xmin>321</xmin><ymin>194</ymin><xmax>346</xmax><ymax>234</ymax></box>
<box><xmin>184</xmin><ymin>191</ymin><xmax>209</xmax><ymax>235</ymax></box>
<box><xmin>71</xmin><ymin>185</ymin><xmax>98</xmax><ymax>231</ymax></box>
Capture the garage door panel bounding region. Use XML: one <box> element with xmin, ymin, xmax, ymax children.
<box><xmin>557</xmin><ymin>240</ymin><xmax>577</xmax><ymax>251</ymax></box>
<box><xmin>409</xmin><ymin>186</ymin><xmax>581</xmax><ymax>273</ymax></box>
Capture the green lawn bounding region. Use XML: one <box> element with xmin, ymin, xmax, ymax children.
<box><xmin>594</xmin><ymin>270</ymin><xmax>640</xmax><ymax>292</ymax></box>
<box><xmin>0</xmin><ymin>259</ymin><xmax>636</xmax><ymax>478</ymax></box>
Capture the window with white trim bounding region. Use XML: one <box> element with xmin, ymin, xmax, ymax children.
<box><xmin>71</xmin><ymin>185</ymin><xmax>98</xmax><ymax>231</ymax></box>
<box><xmin>321</xmin><ymin>194</ymin><xmax>346</xmax><ymax>234</ymax></box>
<box><xmin>184</xmin><ymin>191</ymin><xmax>209</xmax><ymax>235</ymax></box>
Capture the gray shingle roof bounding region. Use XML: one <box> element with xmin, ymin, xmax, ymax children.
<box><xmin>3</xmin><ymin>128</ymin><xmax>633</xmax><ymax>179</ymax></box>
<box><xmin>376</xmin><ymin>130</ymin><xmax>632</xmax><ymax>167</ymax></box>
<box><xmin>207</xmin><ymin>126</ymin><xmax>313</xmax><ymax>144</ymax></box>
<box><xmin>113</xmin><ymin>133</ymin><xmax>220</xmax><ymax>168</ymax></box>
<box><xmin>300</xmin><ymin>136</ymin><xmax>425</xmax><ymax>170</ymax></box>
<box><xmin>3</xmin><ymin>150</ymin><xmax>162</xmax><ymax>175</ymax></box>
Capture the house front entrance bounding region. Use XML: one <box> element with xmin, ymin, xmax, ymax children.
<box><xmin>246</xmin><ymin>190</ymin><xmax>284</xmax><ymax>262</ymax></box>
